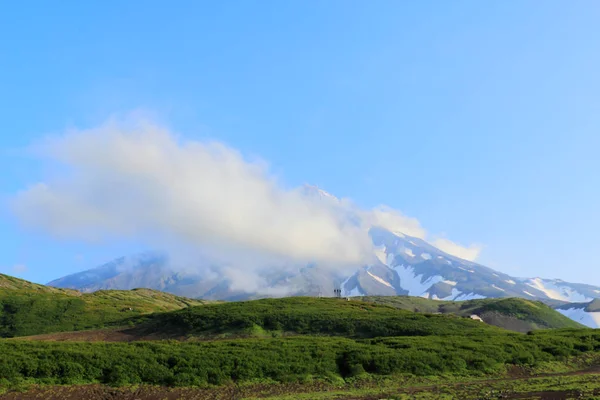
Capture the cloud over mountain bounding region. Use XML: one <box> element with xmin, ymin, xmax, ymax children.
<box><xmin>431</xmin><ymin>238</ymin><xmax>482</xmax><ymax>262</ymax></box>
<box><xmin>12</xmin><ymin>116</ymin><xmax>482</xmax><ymax>276</ymax></box>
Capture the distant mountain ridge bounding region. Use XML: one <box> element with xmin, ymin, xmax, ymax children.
<box><xmin>47</xmin><ymin>187</ymin><xmax>600</xmax><ymax>327</ymax></box>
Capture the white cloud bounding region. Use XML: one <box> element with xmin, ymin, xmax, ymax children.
<box><xmin>431</xmin><ymin>238</ymin><xmax>482</xmax><ymax>261</ymax></box>
<box><xmin>365</xmin><ymin>206</ymin><xmax>426</xmax><ymax>239</ymax></box>
<box><xmin>12</xmin><ymin>116</ymin><xmax>483</xmax><ymax>290</ymax></box>
<box><xmin>13</xmin><ymin>117</ymin><xmax>372</xmax><ymax>268</ymax></box>
<box><xmin>361</xmin><ymin>206</ymin><xmax>480</xmax><ymax>262</ymax></box>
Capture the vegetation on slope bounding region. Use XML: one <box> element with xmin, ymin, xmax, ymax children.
<box><xmin>0</xmin><ymin>274</ymin><xmax>77</xmax><ymax>294</ymax></box>
<box><xmin>359</xmin><ymin>296</ymin><xmax>585</xmax><ymax>332</ymax></box>
<box><xmin>0</xmin><ymin>274</ymin><xmax>205</xmax><ymax>338</ymax></box>
<box><xmin>472</xmin><ymin>298</ymin><xmax>584</xmax><ymax>330</ymax></box>
<box><xmin>1</xmin><ymin>329</ymin><xmax>600</xmax><ymax>387</ymax></box>
<box><xmin>134</xmin><ymin>297</ymin><xmax>500</xmax><ymax>339</ymax></box>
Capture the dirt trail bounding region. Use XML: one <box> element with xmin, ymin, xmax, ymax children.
<box><xmin>0</xmin><ymin>382</ymin><xmax>334</xmax><ymax>400</ymax></box>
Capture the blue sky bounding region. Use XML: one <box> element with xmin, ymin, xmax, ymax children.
<box><xmin>1</xmin><ymin>1</ymin><xmax>600</xmax><ymax>285</ymax></box>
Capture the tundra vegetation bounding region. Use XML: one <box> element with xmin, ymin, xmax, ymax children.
<box><xmin>1</xmin><ymin>275</ymin><xmax>600</xmax><ymax>399</ymax></box>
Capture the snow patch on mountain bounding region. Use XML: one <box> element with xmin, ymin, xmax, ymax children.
<box><xmin>420</xmin><ymin>253</ymin><xmax>432</xmax><ymax>260</ymax></box>
<box><xmin>492</xmin><ymin>284</ymin><xmax>505</xmax><ymax>292</ymax></box>
<box><xmin>505</xmin><ymin>279</ymin><xmax>516</xmax><ymax>285</ymax></box>
<box><xmin>394</xmin><ymin>264</ymin><xmax>443</xmax><ymax>297</ymax></box>
<box><xmin>366</xmin><ymin>270</ymin><xmax>394</xmax><ymax>289</ymax></box>
<box><xmin>556</xmin><ymin>308</ymin><xmax>600</xmax><ymax>328</ymax></box>
<box><xmin>443</xmin><ymin>280</ymin><xmax>457</xmax><ymax>286</ymax></box>
<box><xmin>454</xmin><ymin>292</ymin><xmax>486</xmax><ymax>301</ymax></box>
<box><xmin>374</xmin><ymin>245</ymin><xmax>388</xmax><ymax>266</ymax></box>
<box><xmin>404</xmin><ymin>248</ymin><xmax>414</xmax><ymax>257</ymax></box>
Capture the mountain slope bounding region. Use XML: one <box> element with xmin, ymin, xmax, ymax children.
<box><xmin>1</xmin><ymin>273</ymin><xmax>78</xmax><ymax>294</ymax></box>
<box><xmin>359</xmin><ymin>296</ymin><xmax>585</xmax><ymax>332</ymax></box>
<box><xmin>0</xmin><ymin>274</ymin><xmax>206</xmax><ymax>338</ymax></box>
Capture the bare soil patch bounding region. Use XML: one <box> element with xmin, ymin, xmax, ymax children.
<box><xmin>12</xmin><ymin>327</ymin><xmax>180</xmax><ymax>342</ymax></box>
<box><xmin>0</xmin><ymin>382</ymin><xmax>341</xmax><ymax>400</ymax></box>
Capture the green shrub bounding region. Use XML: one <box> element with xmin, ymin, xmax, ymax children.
<box><xmin>1</xmin><ymin>328</ymin><xmax>598</xmax><ymax>387</ymax></box>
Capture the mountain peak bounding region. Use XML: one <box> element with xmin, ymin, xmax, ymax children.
<box><xmin>300</xmin><ymin>184</ymin><xmax>339</xmax><ymax>201</ymax></box>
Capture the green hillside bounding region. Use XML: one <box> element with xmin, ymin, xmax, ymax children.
<box><xmin>0</xmin><ymin>274</ymin><xmax>205</xmax><ymax>338</ymax></box>
<box><xmin>1</xmin><ymin>326</ymin><xmax>600</xmax><ymax>388</ymax></box>
<box><xmin>359</xmin><ymin>296</ymin><xmax>585</xmax><ymax>332</ymax></box>
<box><xmin>133</xmin><ymin>297</ymin><xmax>501</xmax><ymax>339</ymax></box>
<box><xmin>0</xmin><ymin>273</ymin><xmax>78</xmax><ymax>294</ymax></box>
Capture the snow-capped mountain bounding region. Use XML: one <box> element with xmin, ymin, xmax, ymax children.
<box><xmin>48</xmin><ymin>224</ymin><xmax>600</xmax><ymax>305</ymax></box>
<box><xmin>48</xmin><ymin>186</ymin><xmax>600</xmax><ymax>319</ymax></box>
<box><xmin>337</xmin><ymin>226</ymin><xmax>549</xmax><ymax>301</ymax></box>
<box><xmin>518</xmin><ymin>278</ymin><xmax>600</xmax><ymax>303</ymax></box>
